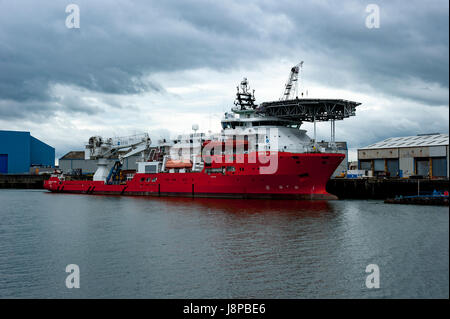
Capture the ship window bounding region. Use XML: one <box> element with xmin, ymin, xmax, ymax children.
<box><xmin>140</xmin><ymin>177</ymin><xmax>145</xmax><ymax>182</ymax></box>
<box><xmin>226</xmin><ymin>166</ymin><xmax>236</xmax><ymax>172</ymax></box>
<box><xmin>205</xmin><ymin>167</ymin><xmax>225</xmax><ymax>174</ymax></box>
<box><xmin>221</xmin><ymin>122</ymin><xmax>240</xmax><ymax>129</ymax></box>
<box><xmin>145</xmin><ymin>165</ymin><xmax>157</xmax><ymax>174</ymax></box>
<box><xmin>152</xmin><ymin>178</ymin><xmax>157</xmax><ymax>182</ymax></box>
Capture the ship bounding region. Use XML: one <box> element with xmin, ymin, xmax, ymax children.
<box><xmin>45</xmin><ymin>63</ymin><xmax>360</xmax><ymax>199</ymax></box>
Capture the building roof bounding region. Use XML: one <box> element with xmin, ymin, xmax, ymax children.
<box><xmin>360</xmin><ymin>133</ymin><xmax>449</xmax><ymax>150</ymax></box>
<box><xmin>60</xmin><ymin>151</ymin><xmax>85</xmax><ymax>160</ymax></box>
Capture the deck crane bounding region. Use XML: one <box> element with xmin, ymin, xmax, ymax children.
<box><xmin>280</xmin><ymin>61</ymin><xmax>303</xmax><ymax>100</ymax></box>
<box><xmin>85</xmin><ymin>133</ymin><xmax>151</xmax><ymax>184</ymax></box>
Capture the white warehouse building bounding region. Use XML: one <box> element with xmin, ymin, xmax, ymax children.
<box><xmin>358</xmin><ymin>133</ymin><xmax>449</xmax><ymax>178</ymax></box>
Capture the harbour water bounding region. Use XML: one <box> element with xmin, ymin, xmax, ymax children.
<box><xmin>0</xmin><ymin>189</ymin><xmax>448</xmax><ymax>298</ymax></box>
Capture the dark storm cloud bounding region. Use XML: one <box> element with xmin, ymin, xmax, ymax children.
<box><xmin>0</xmin><ymin>100</ymin><xmax>54</xmax><ymax>120</ymax></box>
<box><xmin>0</xmin><ymin>95</ymin><xmax>101</xmax><ymax>121</ymax></box>
<box><xmin>251</xmin><ymin>0</ymin><xmax>449</xmax><ymax>105</ymax></box>
<box><xmin>0</xmin><ymin>0</ymin><xmax>283</xmax><ymax>101</ymax></box>
<box><xmin>0</xmin><ymin>0</ymin><xmax>448</xmax><ymax>120</ymax></box>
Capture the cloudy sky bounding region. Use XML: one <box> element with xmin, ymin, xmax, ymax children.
<box><xmin>0</xmin><ymin>0</ymin><xmax>448</xmax><ymax>161</ymax></box>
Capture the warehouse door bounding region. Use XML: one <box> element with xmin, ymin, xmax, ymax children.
<box><xmin>386</xmin><ymin>159</ymin><xmax>399</xmax><ymax>177</ymax></box>
<box><xmin>0</xmin><ymin>154</ymin><xmax>7</xmax><ymax>174</ymax></box>
<box><xmin>432</xmin><ymin>157</ymin><xmax>447</xmax><ymax>177</ymax></box>
<box><xmin>416</xmin><ymin>158</ymin><xmax>429</xmax><ymax>176</ymax></box>
<box><xmin>373</xmin><ymin>159</ymin><xmax>385</xmax><ymax>172</ymax></box>
<box><xmin>359</xmin><ymin>160</ymin><xmax>372</xmax><ymax>170</ymax></box>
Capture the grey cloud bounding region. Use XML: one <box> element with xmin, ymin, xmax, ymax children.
<box><xmin>1</xmin><ymin>1</ymin><xmax>448</xmax><ymax>100</ymax></box>
<box><xmin>306</xmin><ymin>105</ymin><xmax>449</xmax><ymax>151</ymax></box>
<box><xmin>54</xmin><ymin>95</ymin><xmax>103</xmax><ymax>115</ymax></box>
<box><xmin>0</xmin><ymin>100</ymin><xmax>55</xmax><ymax>120</ymax></box>
<box><xmin>274</xmin><ymin>0</ymin><xmax>449</xmax><ymax>105</ymax></box>
<box><xmin>0</xmin><ymin>93</ymin><xmax>103</xmax><ymax>121</ymax></box>
<box><xmin>0</xmin><ymin>0</ymin><xmax>448</xmax><ymax>137</ymax></box>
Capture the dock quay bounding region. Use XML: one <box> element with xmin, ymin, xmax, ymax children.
<box><xmin>2</xmin><ymin>174</ymin><xmax>449</xmax><ymax>203</ymax></box>
<box><xmin>327</xmin><ymin>178</ymin><xmax>449</xmax><ymax>200</ymax></box>
<box><xmin>0</xmin><ymin>174</ymin><xmax>50</xmax><ymax>189</ymax></box>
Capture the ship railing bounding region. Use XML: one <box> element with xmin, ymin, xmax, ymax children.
<box><xmin>302</xmin><ymin>143</ymin><xmax>341</xmax><ymax>153</ymax></box>
<box><xmin>111</xmin><ymin>133</ymin><xmax>149</xmax><ymax>147</ymax></box>
<box><xmin>51</xmin><ymin>174</ymin><xmax>65</xmax><ymax>181</ymax></box>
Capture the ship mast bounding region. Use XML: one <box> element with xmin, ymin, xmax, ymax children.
<box><xmin>232</xmin><ymin>78</ymin><xmax>257</xmax><ymax>115</ymax></box>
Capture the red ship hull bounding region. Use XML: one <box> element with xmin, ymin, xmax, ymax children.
<box><xmin>44</xmin><ymin>152</ymin><xmax>344</xmax><ymax>200</ymax></box>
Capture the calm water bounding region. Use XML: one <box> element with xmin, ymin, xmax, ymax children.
<box><xmin>0</xmin><ymin>189</ymin><xmax>448</xmax><ymax>298</ymax></box>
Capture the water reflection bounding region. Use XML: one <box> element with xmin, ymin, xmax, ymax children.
<box><xmin>10</xmin><ymin>191</ymin><xmax>446</xmax><ymax>298</ymax></box>
<box><xmin>133</xmin><ymin>196</ymin><xmax>335</xmax><ymax>217</ymax></box>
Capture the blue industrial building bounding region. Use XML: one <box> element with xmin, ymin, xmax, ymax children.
<box><xmin>0</xmin><ymin>130</ymin><xmax>55</xmax><ymax>174</ymax></box>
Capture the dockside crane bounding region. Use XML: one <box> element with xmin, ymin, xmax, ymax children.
<box><xmin>85</xmin><ymin>133</ymin><xmax>151</xmax><ymax>184</ymax></box>
<box><xmin>280</xmin><ymin>61</ymin><xmax>303</xmax><ymax>100</ymax></box>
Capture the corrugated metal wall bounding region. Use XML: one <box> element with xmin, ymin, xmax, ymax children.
<box><xmin>0</xmin><ymin>131</ymin><xmax>30</xmax><ymax>173</ymax></box>
<box><xmin>416</xmin><ymin>159</ymin><xmax>429</xmax><ymax>176</ymax></box>
<box><xmin>0</xmin><ymin>130</ymin><xmax>54</xmax><ymax>174</ymax></box>
<box><xmin>386</xmin><ymin>159</ymin><xmax>399</xmax><ymax>176</ymax></box>
<box><xmin>30</xmin><ymin>136</ymin><xmax>55</xmax><ymax>167</ymax></box>
<box><xmin>399</xmin><ymin>157</ymin><xmax>414</xmax><ymax>177</ymax></box>
<box><xmin>359</xmin><ymin>160</ymin><xmax>371</xmax><ymax>170</ymax></box>
<box><xmin>0</xmin><ymin>154</ymin><xmax>7</xmax><ymax>173</ymax></box>
<box><xmin>373</xmin><ymin>159</ymin><xmax>384</xmax><ymax>171</ymax></box>
<box><xmin>432</xmin><ymin>157</ymin><xmax>447</xmax><ymax>177</ymax></box>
